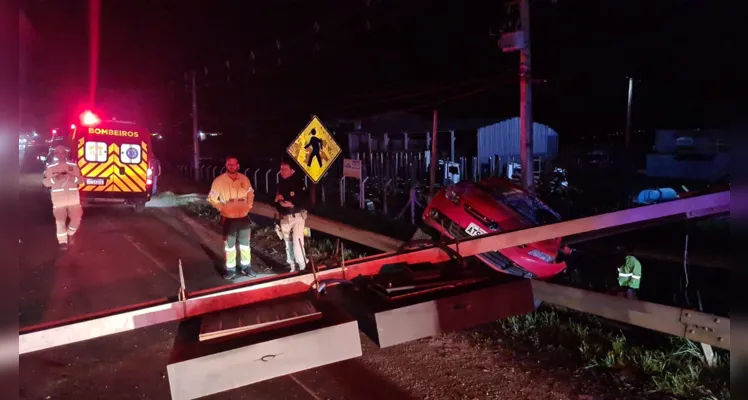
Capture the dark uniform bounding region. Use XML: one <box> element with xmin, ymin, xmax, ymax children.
<box><xmin>275</xmin><ymin>172</ymin><xmax>309</xmax><ymax>271</ymax></box>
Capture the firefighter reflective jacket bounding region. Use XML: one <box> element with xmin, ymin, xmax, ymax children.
<box><xmin>208</xmin><ymin>173</ymin><xmax>255</xmax><ymax>219</ymax></box>
<box><xmin>617</xmin><ymin>255</ymin><xmax>642</xmax><ymax>289</ymax></box>
<box><xmin>43</xmin><ymin>160</ymin><xmax>83</xmax><ymax>208</ymax></box>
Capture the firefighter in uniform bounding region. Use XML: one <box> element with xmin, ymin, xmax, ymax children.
<box><xmin>208</xmin><ymin>156</ymin><xmax>255</xmax><ymax>279</ymax></box>
<box><xmin>274</xmin><ymin>158</ymin><xmax>309</xmax><ymax>272</ymax></box>
<box><xmin>42</xmin><ymin>145</ymin><xmax>83</xmax><ymax>250</ymax></box>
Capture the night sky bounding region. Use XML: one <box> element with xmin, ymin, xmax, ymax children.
<box><xmin>21</xmin><ymin>0</ymin><xmax>736</xmax><ymax>152</ymax></box>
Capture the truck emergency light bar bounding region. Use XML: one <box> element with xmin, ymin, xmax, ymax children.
<box><xmin>19</xmin><ymin>191</ymin><xmax>729</xmax><ymax>355</ymax></box>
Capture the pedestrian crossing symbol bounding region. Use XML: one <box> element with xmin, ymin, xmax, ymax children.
<box><xmin>286</xmin><ymin>115</ymin><xmax>341</xmax><ymax>184</ymax></box>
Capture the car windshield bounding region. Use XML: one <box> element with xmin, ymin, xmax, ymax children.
<box><xmin>478</xmin><ymin>184</ymin><xmax>561</xmax><ymax>226</ymax></box>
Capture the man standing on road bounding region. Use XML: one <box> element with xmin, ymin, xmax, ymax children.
<box><xmin>42</xmin><ymin>145</ymin><xmax>83</xmax><ymax>251</ymax></box>
<box><xmin>151</xmin><ymin>156</ymin><xmax>162</xmax><ymax>195</ymax></box>
<box><xmin>275</xmin><ymin>158</ymin><xmax>309</xmax><ymax>272</ymax></box>
<box><xmin>208</xmin><ymin>156</ymin><xmax>255</xmax><ymax>280</ymax></box>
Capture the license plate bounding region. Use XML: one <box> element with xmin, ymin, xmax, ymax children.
<box><xmin>465</xmin><ymin>222</ymin><xmax>487</xmax><ymax>236</ymax></box>
<box><xmin>528</xmin><ymin>249</ymin><xmax>553</xmax><ymax>263</ymax></box>
<box><xmin>86</xmin><ymin>178</ymin><xmax>106</xmax><ymax>185</ymax></box>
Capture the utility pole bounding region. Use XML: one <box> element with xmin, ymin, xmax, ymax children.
<box><xmin>190</xmin><ymin>70</ymin><xmax>200</xmax><ymax>181</ymax></box>
<box><xmin>518</xmin><ymin>0</ymin><xmax>534</xmax><ymax>192</ymax></box>
<box><xmin>429</xmin><ymin>110</ymin><xmax>438</xmax><ymax>198</ymax></box>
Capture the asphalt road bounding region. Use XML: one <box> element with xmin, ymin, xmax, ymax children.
<box><xmin>18</xmin><ymin>150</ymin><xmax>410</xmax><ymax>399</ymax></box>
<box><xmin>17</xmin><ymin>169</ymin><xmax>232</xmax><ymax>327</ymax></box>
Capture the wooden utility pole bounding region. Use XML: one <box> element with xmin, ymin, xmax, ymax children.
<box><xmin>309</xmin><ymin>183</ymin><xmax>317</xmax><ymax>207</ymax></box>
<box><xmin>190</xmin><ymin>70</ymin><xmax>200</xmax><ymax>181</ymax></box>
<box><xmin>518</xmin><ymin>0</ymin><xmax>534</xmax><ymax>192</ymax></box>
<box><xmin>429</xmin><ymin>110</ymin><xmax>438</xmax><ymax>197</ymax></box>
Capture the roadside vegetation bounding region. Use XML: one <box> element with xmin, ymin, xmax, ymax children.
<box><xmin>471</xmin><ymin>306</ymin><xmax>730</xmax><ymax>399</ymax></box>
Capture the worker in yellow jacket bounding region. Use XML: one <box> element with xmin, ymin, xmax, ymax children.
<box><xmin>42</xmin><ymin>145</ymin><xmax>83</xmax><ymax>250</ymax></box>
<box><xmin>208</xmin><ymin>156</ymin><xmax>255</xmax><ymax>279</ymax></box>
<box><xmin>616</xmin><ymin>248</ymin><xmax>642</xmax><ymax>300</ymax></box>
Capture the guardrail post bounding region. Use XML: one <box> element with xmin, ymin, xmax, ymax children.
<box><xmin>410</xmin><ymin>187</ymin><xmax>416</xmax><ymax>225</ymax></box>
<box><xmin>383</xmin><ymin>179</ymin><xmax>392</xmax><ymax>215</ymax></box>
<box><xmin>360</xmin><ymin>177</ymin><xmax>370</xmax><ymax>210</ymax></box>
<box><xmin>340</xmin><ymin>177</ymin><xmax>346</xmax><ymax>207</ymax></box>
<box><xmin>244</xmin><ymin>167</ymin><xmax>250</xmax><ymax>176</ymax></box>
<box><xmin>212</xmin><ymin>166</ymin><xmax>218</xmax><ymax>179</ymax></box>
<box><xmin>276</xmin><ymin>171</ymin><xmax>281</xmax><ymax>184</ymax></box>
<box><xmin>265</xmin><ymin>169</ymin><xmax>271</xmax><ymax>193</ymax></box>
<box><xmin>254</xmin><ymin>168</ymin><xmax>260</xmax><ymax>186</ymax></box>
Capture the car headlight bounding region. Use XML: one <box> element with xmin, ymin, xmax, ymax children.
<box><xmin>528</xmin><ymin>249</ymin><xmax>553</xmax><ymax>263</ymax></box>
<box><xmin>445</xmin><ymin>189</ymin><xmax>460</xmax><ymax>204</ymax></box>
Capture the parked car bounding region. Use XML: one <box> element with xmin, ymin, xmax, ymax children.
<box><xmin>422</xmin><ymin>177</ymin><xmax>566</xmax><ymax>280</ymax></box>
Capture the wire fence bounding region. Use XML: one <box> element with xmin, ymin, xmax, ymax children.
<box><xmin>171</xmin><ymin>152</ymin><xmax>547</xmax><ymax>224</ymax></box>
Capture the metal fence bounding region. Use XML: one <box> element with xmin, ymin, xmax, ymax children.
<box><xmin>172</xmin><ymin>152</ymin><xmax>546</xmax><ymax>223</ymax></box>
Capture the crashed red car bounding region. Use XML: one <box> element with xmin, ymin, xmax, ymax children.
<box><xmin>422</xmin><ymin>177</ymin><xmax>566</xmax><ymax>280</ymax></box>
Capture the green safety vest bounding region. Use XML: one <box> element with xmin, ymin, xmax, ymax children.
<box><xmin>617</xmin><ymin>255</ymin><xmax>642</xmax><ymax>289</ymax></box>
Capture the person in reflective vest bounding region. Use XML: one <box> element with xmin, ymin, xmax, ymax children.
<box><xmin>42</xmin><ymin>145</ymin><xmax>83</xmax><ymax>250</ymax></box>
<box><xmin>617</xmin><ymin>253</ymin><xmax>642</xmax><ymax>300</ymax></box>
<box><xmin>208</xmin><ymin>156</ymin><xmax>255</xmax><ymax>280</ymax></box>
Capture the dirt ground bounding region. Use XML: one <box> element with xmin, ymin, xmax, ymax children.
<box><xmin>21</xmin><ymin>323</ymin><xmax>622</xmax><ymax>400</ymax></box>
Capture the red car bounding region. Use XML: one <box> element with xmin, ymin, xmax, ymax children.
<box><xmin>422</xmin><ymin>177</ymin><xmax>566</xmax><ymax>280</ymax></box>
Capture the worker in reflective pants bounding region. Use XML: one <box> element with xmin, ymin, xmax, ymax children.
<box><xmin>42</xmin><ymin>145</ymin><xmax>83</xmax><ymax>251</ymax></box>
<box><xmin>208</xmin><ymin>156</ymin><xmax>255</xmax><ymax>280</ymax></box>
<box><xmin>274</xmin><ymin>159</ymin><xmax>309</xmax><ymax>272</ymax></box>
<box><xmin>617</xmin><ymin>253</ymin><xmax>642</xmax><ymax>300</ymax></box>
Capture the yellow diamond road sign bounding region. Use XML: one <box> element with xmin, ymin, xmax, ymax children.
<box><xmin>286</xmin><ymin>115</ymin><xmax>341</xmax><ymax>184</ymax></box>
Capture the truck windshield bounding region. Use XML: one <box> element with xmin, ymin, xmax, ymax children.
<box><xmin>478</xmin><ymin>184</ymin><xmax>561</xmax><ymax>226</ymax></box>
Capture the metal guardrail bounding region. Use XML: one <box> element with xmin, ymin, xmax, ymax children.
<box><xmin>19</xmin><ymin>191</ymin><xmax>730</xmax><ymax>355</ymax></box>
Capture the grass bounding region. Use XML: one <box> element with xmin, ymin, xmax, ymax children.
<box><xmin>470</xmin><ymin>306</ymin><xmax>730</xmax><ymax>399</ymax></box>
<box><xmin>180</xmin><ymin>201</ymin><xmax>368</xmax><ymax>265</ymax></box>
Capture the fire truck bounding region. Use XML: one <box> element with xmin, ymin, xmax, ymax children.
<box><xmin>61</xmin><ymin>110</ymin><xmax>154</xmax><ymax>211</ymax></box>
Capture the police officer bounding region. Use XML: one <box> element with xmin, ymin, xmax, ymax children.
<box><xmin>208</xmin><ymin>156</ymin><xmax>255</xmax><ymax>279</ymax></box>
<box><xmin>42</xmin><ymin>145</ymin><xmax>84</xmax><ymax>250</ymax></box>
<box><xmin>275</xmin><ymin>158</ymin><xmax>309</xmax><ymax>272</ymax></box>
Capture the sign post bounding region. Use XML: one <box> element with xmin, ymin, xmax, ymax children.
<box><xmin>343</xmin><ymin>158</ymin><xmax>362</xmax><ymax>180</ymax></box>
<box><xmin>342</xmin><ymin>158</ymin><xmax>363</xmax><ymax>208</ymax></box>
<box><xmin>286</xmin><ymin>116</ymin><xmax>342</xmax><ymax>206</ymax></box>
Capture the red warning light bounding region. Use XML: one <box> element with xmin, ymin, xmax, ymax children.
<box><xmin>80</xmin><ymin>111</ymin><xmax>101</xmax><ymax>126</ymax></box>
